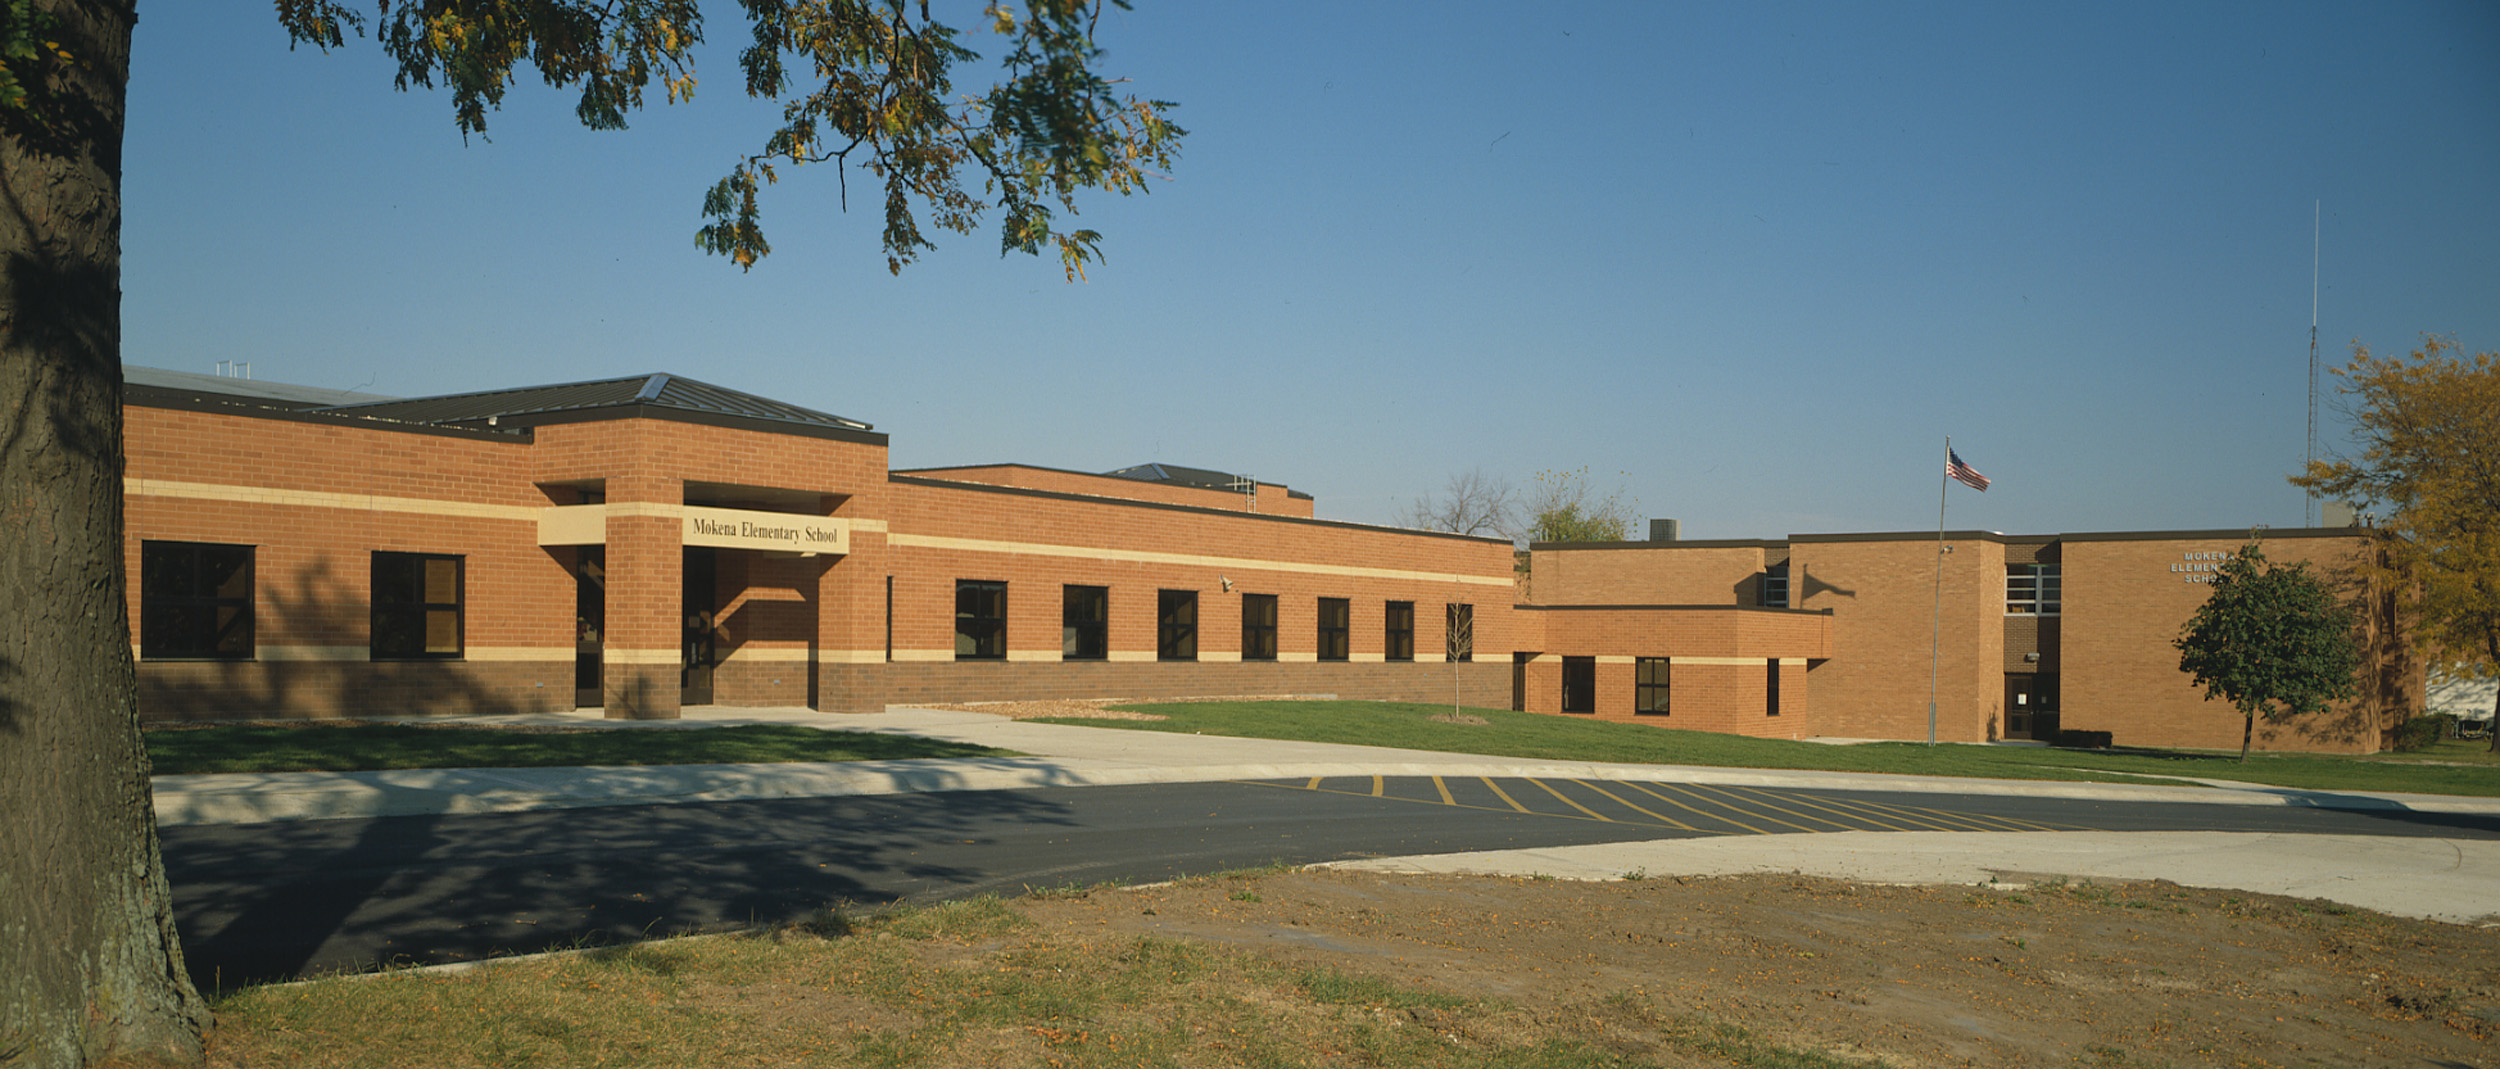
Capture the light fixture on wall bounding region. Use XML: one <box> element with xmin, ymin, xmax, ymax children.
<box><xmin>1219</xmin><ymin>576</ymin><xmax>1234</xmax><ymax>592</ymax></box>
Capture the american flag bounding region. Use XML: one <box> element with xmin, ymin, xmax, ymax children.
<box><xmin>1947</xmin><ymin>449</ymin><xmax>1990</xmax><ymax>492</ymax></box>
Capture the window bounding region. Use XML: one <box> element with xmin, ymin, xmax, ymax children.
<box><xmin>955</xmin><ymin>580</ymin><xmax>1007</xmax><ymax>660</ymax></box>
<box><xmin>1241</xmin><ymin>593</ymin><xmax>1278</xmax><ymax>661</ymax></box>
<box><xmin>1158</xmin><ymin>589</ymin><xmax>1198</xmax><ymax>661</ymax></box>
<box><xmin>1560</xmin><ymin>656</ymin><xmax>1596</xmax><ymax>713</ymax></box>
<box><xmin>1445</xmin><ymin>603</ymin><xmax>1474</xmax><ymax>662</ymax></box>
<box><xmin>2007</xmin><ymin>564</ymin><xmax>2062</xmax><ymax>615</ymax></box>
<box><xmin>1760</xmin><ymin>563</ymin><xmax>1789</xmax><ymax>607</ymax></box>
<box><xmin>1384</xmin><ymin>601</ymin><xmax>1414</xmax><ymax>661</ymax></box>
<box><xmin>1062</xmin><ymin>585</ymin><xmax>1107</xmax><ymax>660</ymax></box>
<box><xmin>1766</xmin><ymin>659</ymin><xmax>1782</xmax><ymax>716</ymax></box>
<box><xmin>141</xmin><ymin>541</ymin><xmax>254</xmax><ymax>660</ymax></box>
<box><xmin>1635</xmin><ymin>657</ymin><xmax>1669</xmax><ymax>715</ymax></box>
<box><xmin>372</xmin><ymin>552</ymin><xmax>463</xmax><ymax>659</ymax></box>
<box><xmin>1316</xmin><ymin>597</ymin><xmax>1350</xmax><ymax>661</ymax></box>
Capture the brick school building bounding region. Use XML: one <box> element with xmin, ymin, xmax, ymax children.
<box><xmin>121</xmin><ymin>367</ymin><xmax>2408</xmax><ymax>751</ymax></box>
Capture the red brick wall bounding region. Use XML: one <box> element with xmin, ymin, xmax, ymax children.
<box><xmin>1526</xmin><ymin>544</ymin><xmax>1773</xmax><ymax>606</ymax></box>
<box><xmin>1790</xmin><ymin>536</ymin><xmax>2005</xmax><ymax>741</ymax></box>
<box><xmin>858</xmin><ymin>477</ymin><xmax>1519</xmax><ymax>708</ymax></box>
<box><xmin>2060</xmin><ymin>532</ymin><xmax>2412</xmax><ymax>753</ymax></box>
<box><xmin>898</xmin><ymin>464</ymin><xmax>1315</xmax><ymax>518</ymax></box>
<box><xmin>1513</xmin><ymin>607</ymin><xmax>1828</xmax><ymax>737</ymax></box>
<box><xmin>125</xmin><ymin>404</ymin><xmax>574</xmax><ymax>719</ymax></box>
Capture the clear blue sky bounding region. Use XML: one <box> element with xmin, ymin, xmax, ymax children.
<box><xmin>122</xmin><ymin>2</ymin><xmax>2499</xmax><ymax>539</ymax></box>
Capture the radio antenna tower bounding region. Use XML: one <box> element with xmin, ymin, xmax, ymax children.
<box><xmin>2304</xmin><ymin>201</ymin><xmax>2320</xmax><ymax>527</ymax></box>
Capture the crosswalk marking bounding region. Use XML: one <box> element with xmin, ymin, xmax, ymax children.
<box><xmin>1240</xmin><ymin>775</ymin><xmax>2097</xmax><ymax>837</ymax></box>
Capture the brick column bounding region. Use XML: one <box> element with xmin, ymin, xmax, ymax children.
<box><xmin>812</xmin><ymin>529</ymin><xmax>888</xmax><ymax>713</ymax></box>
<box><xmin>603</xmin><ymin>475</ymin><xmax>683</xmax><ymax>719</ymax></box>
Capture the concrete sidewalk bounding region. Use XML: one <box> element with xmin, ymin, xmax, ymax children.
<box><xmin>149</xmin><ymin>706</ymin><xmax>2500</xmax><ymax>925</ymax></box>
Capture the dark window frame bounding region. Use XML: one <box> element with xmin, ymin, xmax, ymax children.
<box><xmin>2007</xmin><ymin>564</ymin><xmax>2062</xmax><ymax>616</ymax></box>
<box><xmin>140</xmin><ymin>540</ymin><xmax>255</xmax><ymax>660</ymax></box>
<box><xmin>955</xmin><ymin>579</ymin><xmax>1008</xmax><ymax>661</ymax></box>
<box><xmin>1383</xmin><ymin>601</ymin><xmax>1415</xmax><ymax>662</ymax></box>
<box><xmin>1445</xmin><ymin>603</ymin><xmax>1474</xmax><ymax>662</ymax></box>
<box><xmin>1560</xmin><ymin>655</ymin><xmax>1596</xmax><ymax>713</ymax></box>
<box><xmin>1061</xmin><ymin>584</ymin><xmax>1108</xmax><ymax>661</ymax></box>
<box><xmin>1316</xmin><ymin>597</ymin><xmax>1350</xmax><ymax>662</ymax></box>
<box><xmin>1766</xmin><ymin>658</ymin><xmax>1783</xmax><ymax>716</ymax></box>
<box><xmin>1158</xmin><ymin>589</ymin><xmax>1199</xmax><ymax>662</ymax></box>
<box><xmin>371</xmin><ymin>551</ymin><xmax>465</xmax><ymax>660</ymax></box>
<box><xmin>1240</xmin><ymin>593</ymin><xmax>1278</xmax><ymax>662</ymax></box>
<box><xmin>1635</xmin><ymin>657</ymin><xmax>1670</xmax><ymax>715</ymax></box>
<box><xmin>1761</xmin><ymin>563</ymin><xmax>1789</xmax><ymax>608</ymax></box>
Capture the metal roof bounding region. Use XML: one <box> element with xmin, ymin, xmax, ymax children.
<box><xmin>1104</xmin><ymin>462</ymin><xmax>1251</xmax><ymax>490</ymax></box>
<box><xmin>125</xmin><ymin>365</ymin><xmax>399</xmax><ymax>409</ymax></box>
<box><xmin>313</xmin><ymin>372</ymin><xmax>872</xmax><ymax>432</ymax></box>
<box><xmin>1105</xmin><ymin>462</ymin><xmax>1312</xmax><ymax>500</ymax></box>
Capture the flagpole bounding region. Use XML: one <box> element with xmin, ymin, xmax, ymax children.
<box><xmin>1930</xmin><ymin>436</ymin><xmax>1948</xmax><ymax>746</ymax></box>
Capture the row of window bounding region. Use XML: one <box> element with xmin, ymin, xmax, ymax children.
<box><xmin>141</xmin><ymin>542</ymin><xmax>462</xmax><ymax>660</ymax></box>
<box><xmin>1558</xmin><ymin>657</ymin><xmax>1783</xmax><ymax>718</ymax></box>
<box><xmin>956</xmin><ymin>581</ymin><xmax>1474</xmax><ymax>663</ymax></box>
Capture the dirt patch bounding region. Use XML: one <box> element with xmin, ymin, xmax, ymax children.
<box><xmin>1009</xmin><ymin>869</ymin><xmax>2500</xmax><ymax>1067</ymax></box>
<box><xmin>919</xmin><ymin>695</ymin><xmax>1332</xmax><ymax>721</ymax></box>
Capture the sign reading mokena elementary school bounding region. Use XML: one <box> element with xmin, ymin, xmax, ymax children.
<box><xmin>683</xmin><ymin>507</ymin><xmax>849</xmax><ymax>555</ymax></box>
<box><xmin>2172</xmin><ymin>550</ymin><xmax>2236</xmax><ymax>584</ymax></box>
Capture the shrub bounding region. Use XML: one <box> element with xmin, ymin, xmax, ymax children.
<box><xmin>2053</xmin><ymin>729</ymin><xmax>2113</xmax><ymax>750</ymax></box>
<box><xmin>2388</xmin><ymin>714</ymin><xmax>2457</xmax><ymax>752</ymax></box>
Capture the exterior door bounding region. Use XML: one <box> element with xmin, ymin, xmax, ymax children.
<box><xmin>682</xmin><ymin>547</ymin><xmax>718</xmax><ymax>706</ymax></box>
<box><xmin>573</xmin><ymin>547</ymin><xmax>605</xmax><ymax>708</ymax></box>
<box><xmin>2005</xmin><ymin>673</ymin><xmax>2058</xmax><ymax>740</ymax></box>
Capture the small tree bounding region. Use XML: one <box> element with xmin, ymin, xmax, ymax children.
<box><xmin>1399</xmin><ymin>468</ymin><xmax>1514</xmax><ymax>536</ymax></box>
<box><xmin>1518</xmin><ymin>467</ymin><xmax>1637</xmax><ymax>544</ymax></box>
<box><xmin>2175</xmin><ymin>542</ymin><xmax>2363</xmax><ymax>760</ymax></box>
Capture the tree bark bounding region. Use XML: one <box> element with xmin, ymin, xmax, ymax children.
<box><xmin>1</xmin><ymin>2</ymin><xmax>212</xmax><ymax>1065</ymax></box>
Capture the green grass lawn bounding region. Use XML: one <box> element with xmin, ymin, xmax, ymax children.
<box><xmin>1036</xmin><ymin>700</ymin><xmax>2500</xmax><ymax>798</ymax></box>
<box><xmin>143</xmin><ymin>722</ymin><xmax>1016</xmax><ymax>775</ymax></box>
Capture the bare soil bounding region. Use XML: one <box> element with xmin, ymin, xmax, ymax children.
<box><xmin>1016</xmin><ymin>868</ymin><xmax>2500</xmax><ymax>1068</ymax></box>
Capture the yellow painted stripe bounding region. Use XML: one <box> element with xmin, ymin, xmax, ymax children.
<box><xmin>1569</xmin><ymin>779</ymin><xmax>1698</xmax><ymax>831</ymax></box>
<box><xmin>1480</xmin><ymin>776</ymin><xmax>1531</xmax><ymax>813</ymax></box>
<box><xmin>1673</xmin><ymin>783</ymin><xmax>1838</xmax><ymax>833</ymax></box>
<box><xmin>885</xmin><ymin>531</ymin><xmax>1514</xmax><ymax>588</ymax></box>
<box><xmin>1622</xmin><ymin>781</ymin><xmax>1772</xmax><ymax>835</ymax></box>
<box><xmin>1791</xmin><ymin>792</ymin><xmax>2044</xmax><ymax>832</ymax></box>
<box><xmin>1733</xmin><ymin>789</ymin><xmax>1934</xmax><ymax>832</ymax></box>
<box><xmin>1370</xmin><ymin>775</ymin><xmax>1385</xmax><ymax>798</ymax></box>
<box><xmin>1432</xmin><ymin>776</ymin><xmax>1455</xmax><ymax>806</ymax></box>
<box><xmin>1528</xmin><ymin>778</ymin><xmax>1611</xmax><ymax>821</ymax></box>
<box><xmin>1826</xmin><ymin>793</ymin><xmax>2067</xmax><ymax>833</ymax></box>
<box><xmin>1305</xmin><ymin>776</ymin><xmax>1324</xmax><ymax>790</ymax></box>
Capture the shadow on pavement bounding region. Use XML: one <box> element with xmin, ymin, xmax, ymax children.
<box><xmin>166</xmin><ymin>788</ymin><xmax>1082</xmax><ymax>989</ymax></box>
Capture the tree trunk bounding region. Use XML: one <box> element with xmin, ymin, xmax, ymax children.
<box><xmin>2239</xmin><ymin>711</ymin><xmax>2253</xmax><ymax>762</ymax></box>
<box><xmin>1</xmin><ymin>2</ymin><xmax>212</xmax><ymax>1065</ymax></box>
